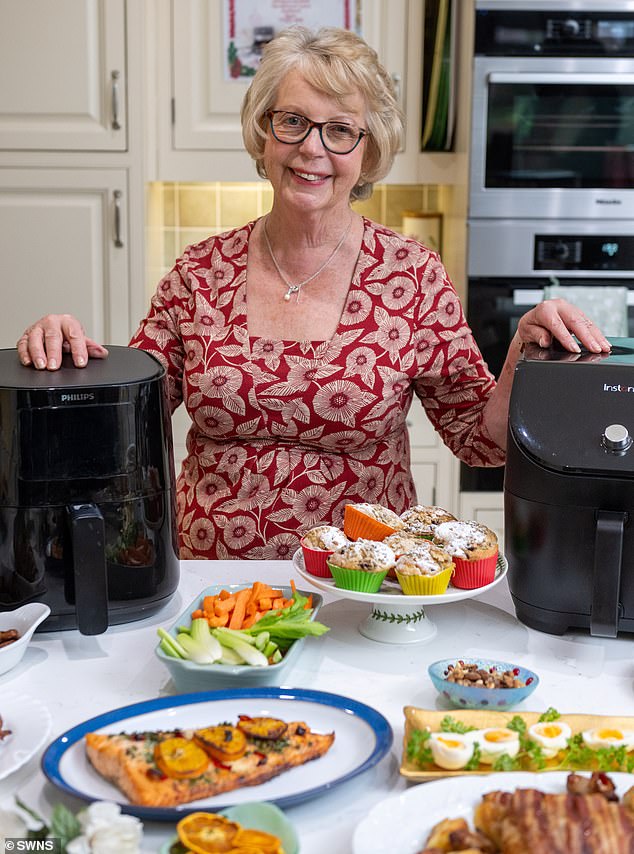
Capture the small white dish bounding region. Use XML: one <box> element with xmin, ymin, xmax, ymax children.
<box><xmin>0</xmin><ymin>692</ymin><xmax>52</xmax><ymax>781</ymax></box>
<box><xmin>0</xmin><ymin>602</ymin><xmax>50</xmax><ymax>677</ymax></box>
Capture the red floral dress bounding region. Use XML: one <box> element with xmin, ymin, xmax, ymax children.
<box><xmin>129</xmin><ymin>217</ymin><xmax>504</xmax><ymax>559</ymax></box>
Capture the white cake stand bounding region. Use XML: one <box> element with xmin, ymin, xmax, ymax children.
<box><xmin>292</xmin><ymin>550</ymin><xmax>508</xmax><ymax>645</ymax></box>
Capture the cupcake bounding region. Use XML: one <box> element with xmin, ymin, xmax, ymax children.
<box><xmin>300</xmin><ymin>525</ymin><xmax>350</xmax><ymax>578</ymax></box>
<box><xmin>382</xmin><ymin>532</ymin><xmax>427</xmax><ymax>579</ymax></box>
<box><xmin>343</xmin><ymin>503</ymin><xmax>405</xmax><ymax>541</ymax></box>
<box><xmin>394</xmin><ymin>542</ymin><xmax>454</xmax><ymax>595</ymax></box>
<box><xmin>327</xmin><ymin>539</ymin><xmax>396</xmax><ymax>593</ymax></box>
<box><xmin>399</xmin><ymin>505</ymin><xmax>456</xmax><ymax>539</ymax></box>
<box><xmin>433</xmin><ymin>520</ymin><xmax>498</xmax><ymax>589</ymax></box>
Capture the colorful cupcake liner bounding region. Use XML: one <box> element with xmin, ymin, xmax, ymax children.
<box><xmin>300</xmin><ymin>540</ymin><xmax>333</xmax><ymax>578</ymax></box>
<box><xmin>343</xmin><ymin>505</ymin><xmax>398</xmax><ymax>542</ymax></box>
<box><xmin>396</xmin><ymin>564</ymin><xmax>454</xmax><ymax>595</ymax></box>
<box><xmin>326</xmin><ymin>562</ymin><xmax>388</xmax><ymax>593</ymax></box>
<box><xmin>451</xmin><ymin>551</ymin><xmax>498</xmax><ymax>589</ymax></box>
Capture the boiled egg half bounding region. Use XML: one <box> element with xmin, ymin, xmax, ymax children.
<box><xmin>582</xmin><ymin>727</ymin><xmax>634</xmax><ymax>751</ymax></box>
<box><xmin>467</xmin><ymin>728</ymin><xmax>520</xmax><ymax>764</ymax></box>
<box><xmin>429</xmin><ymin>732</ymin><xmax>474</xmax><ymax>770</ymax></box>
<box><xmin>527</xmin><ymin>721</ymin><xmax>572</xmax><ymax>758</ymax></box>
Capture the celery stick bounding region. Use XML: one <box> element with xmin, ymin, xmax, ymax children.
<box><xmin>157</xmin><ymin>628</ymin><xmax>188</xmax><ymax>658</ymax></box>
<box><xmin>212</xmin><ymin>627</ymin><xmax>268</xmax><ymax>667</ymax></box>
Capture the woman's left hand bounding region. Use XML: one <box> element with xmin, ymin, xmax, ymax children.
<box><xmin>516</xmin><ymin>298</ymin><xmax>611</xmax><ymax>354</ymax></box>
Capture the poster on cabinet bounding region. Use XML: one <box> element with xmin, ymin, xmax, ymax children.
<box><xmin>224</xmin><ymin>0</ymin><xmax>360</xmax><ymax>80</ymax></box>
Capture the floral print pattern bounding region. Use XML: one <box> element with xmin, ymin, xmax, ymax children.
<box><xmin>129</xmin><ymin>218</ymin><xmax>504</xmax><ymax>559</ymax></box>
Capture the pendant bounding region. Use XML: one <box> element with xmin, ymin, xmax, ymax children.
<box><xmin>283</xmin><ymin>284</ymin><xmax>300</xmax><ymax>302</ymax></box>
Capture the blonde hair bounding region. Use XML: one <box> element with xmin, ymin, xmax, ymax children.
<box><xmin>241</xmin><ymin>26</ymin><xmax>403</xmax><ymax>201</ymax></box>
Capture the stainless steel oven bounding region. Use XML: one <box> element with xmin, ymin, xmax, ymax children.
<box><xmin>470</xmin><ymin>1</ymin><xmax>634</xmax><ymax>220</ymax></box>
<box><xmin>463</xmin><ymin>218</ymin><xmax>634</xmax><ymax>492</ymax></box>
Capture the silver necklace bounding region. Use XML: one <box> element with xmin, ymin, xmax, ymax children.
<box><xmin>263</xmin><ymin>214</ymin><xmax>353</xmax><ymax>302</ymax></box>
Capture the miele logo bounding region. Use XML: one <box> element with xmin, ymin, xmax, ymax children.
<box><xmin>596</xmin><ymin>199</ymin><xmax>622</xmax><ymax>206</ymax></box>
<box><xmin>604</xmin><ymin>384</ymin><xmax>634</xmax><ymax>393</ymax></box>
<box><xmin>58</xmin><ymin>392</ymin><xmax>95</xmax><ymax>403</ymax></box>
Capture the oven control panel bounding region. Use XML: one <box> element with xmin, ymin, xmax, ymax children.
<box><xmin>534</xmin><ymin>235</ymin><xmax>634</xmax><ymax>271</ymax></box>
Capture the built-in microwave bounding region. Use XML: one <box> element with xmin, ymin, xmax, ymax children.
<box><xmin>470</xmin><ymin>2</ymin><xmax>634</xmax><ymax>220</ymax></box>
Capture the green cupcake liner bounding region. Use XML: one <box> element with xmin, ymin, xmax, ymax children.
<box><xmin>327</xmin><ymin>562</ymin><xmax>388</xmax><ymax>593</ymax></box>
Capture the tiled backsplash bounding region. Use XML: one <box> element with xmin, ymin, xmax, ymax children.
<box><xmin>146</xmin><ymin>181</ymin><xmax>444</xmax><ymax>299</ymax></box>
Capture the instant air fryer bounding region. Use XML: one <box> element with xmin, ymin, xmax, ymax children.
<box><xmin>0</xmin><ymin>347</ymin><xmax>179</xmax><ymax>634</ymax></box>
<box><xmin>505</xmin><ymin>340</ymin><xmax>634</xmax><ymax>638</ymax></box>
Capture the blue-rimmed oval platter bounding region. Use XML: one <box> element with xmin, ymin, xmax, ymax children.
<box><xmin>41</xmin><ymin>687</ymin><xmax>393</xmax><ymax>821</ymax></box>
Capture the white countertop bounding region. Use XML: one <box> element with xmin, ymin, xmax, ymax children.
<box><xmin>2</xmin><ymin>559</ymin><xmax>634</xmax><ymax>852</ymax></box>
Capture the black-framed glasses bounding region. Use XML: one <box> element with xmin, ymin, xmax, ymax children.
<box><xmin>266</xmin><ymin>110</ymin><xmax>367</xmax><ymax>155</ymax></box>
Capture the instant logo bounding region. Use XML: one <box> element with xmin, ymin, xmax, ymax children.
<box><xmin>604</xmin><ymin>383</ymin><xmax>634</xmax><ymax>393</ymax></box>
<box><xmin>58</xmin><ymin>392</ymin><xmax>95</xmax><ymax>403</ymax></box>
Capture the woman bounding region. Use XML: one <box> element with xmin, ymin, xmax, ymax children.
<box><xmin>16</xmin><ymin>27</ymin><xmax>610</xmax><ymax>560</ymax></box>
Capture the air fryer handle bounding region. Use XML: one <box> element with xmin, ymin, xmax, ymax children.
<box><xmin>67</xmin><ymin>503</ymin><xmax>109</xmax><ymax>635</ymax></box>
<box><xmin>590</xmin><ymin>510</ymin><xmax>626</xmax><ymax>638</ymax></box>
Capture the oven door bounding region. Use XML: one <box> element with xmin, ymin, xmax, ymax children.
<box><xmin>470</xmin><ymin>57</ymin><xmax>634</xmax><ymax>219</ymax></box>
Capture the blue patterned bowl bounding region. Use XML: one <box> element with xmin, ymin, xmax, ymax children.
<box><xmin>428</xmin><ymin>658</ymin><xmax>539</xmax><ymax>711</ymax></box>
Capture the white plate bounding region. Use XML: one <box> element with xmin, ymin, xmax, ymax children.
<box><xmin>42</xmin><ymin>687</ymin><xmax>392</xmax><ymax>821</ymax></box>
<box><xmin>0</xmin><ymin>692</ymin><xmax>52</xmax><ymax>781</ymax></box>
<box><xmin>293</xmin><ymin>550</ymin><xmax>508</xmax><ymax>643</ymax></box>
<box><xmin>352</xmin><ymin>771</ymin><xmax>634</xmax><ymax>853</ymax></box>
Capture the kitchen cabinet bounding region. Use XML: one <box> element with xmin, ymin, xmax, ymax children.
<box><xmin>407</xmin><ymin>402</ymin><xmax>459</xmax><ymax>514</ymax></box>
<box><xmin>0</xmin><ymin>0</ymin><xmax>127</xmax><ymax>152</ymax></box>
<box><xmin>0</xmin><ymin>0</ymin><xmax>146</xmax><ymax>349</ymax></box>
<box><xmin>459</xmin><ymin>491</ymin><xmax>505</xmax><ymax>551</ymax></box>
<box><xmin>0</xmin><ymin>169</ymin><xmax>130</xmax><ymax>348</ymax></box>
<box><xmin>151</xmin><ymin>0</ymin><xmax>465</xmax><ymax>183</ymax></box>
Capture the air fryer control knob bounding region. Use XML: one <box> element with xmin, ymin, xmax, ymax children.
<box><xmin>602</xmin><ymin>424</ymin><xmax>632</xmax><ymax>453</ymax></box>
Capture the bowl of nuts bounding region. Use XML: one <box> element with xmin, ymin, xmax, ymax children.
<box><xmin>427</xmin><ymin>658</ymin><xmax>539</xmax><ymax>711</ymax></box>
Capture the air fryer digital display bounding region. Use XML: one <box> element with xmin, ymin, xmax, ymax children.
<box><xmin>534</xmin><ymin>235</ymin><xmax>634</xmax><ymax>271</ymax></box>
<box><xmin>20</xmin><ymin>403</ymin><xmax>136</xmax><ymax>481</ymax></box>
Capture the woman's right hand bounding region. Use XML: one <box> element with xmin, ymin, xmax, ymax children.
<box><xmin>16</xmin><ymin>314</ymin><xmax>109</xmax><ymax>371</ymax></box>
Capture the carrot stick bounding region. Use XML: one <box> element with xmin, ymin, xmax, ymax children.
<box><xmin>203</xmin><ymin>595</ymin><xmax>216</xmax><ymax>613</ymax></box>
<box><xmin>214</xmin><ymin>595</ymin><xmax>237</xmax><ymax>615</ymax></box>
<box><xmin>206</xmin><ymin>613</ymin><xmax>229</xmax><ymax>627</ymax></box>
<box><xmin>258</xmin><ymin>597</ymin><xmax>272</xmax><ymax>612</ymax></box>
<box><xmin>272</xmin><ymin>597</ymin><xmax>284</xmax><ymax>610</ymax></box>
<box><xmin>229</xmin><ymin>588</ymin><xmax>251</xmax><ymax>630</ymax></box>
<box><xmin>191</xmin><ymin>608</ymin><xmax>204</xmax><ymax>619</ymax></box>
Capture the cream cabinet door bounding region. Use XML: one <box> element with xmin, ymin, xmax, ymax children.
<box><xmin>406</xmin><ymin>403</ymin><xmax>459</xmax><ymax>514</ymax></box>
<box><xmin>459</xmin><ymin>492</ymin><xmax>505</xmax><ymax>551</ymax></box>
<box><xmin>157</xmin><ymin>0</ymin><xmax>422</xmax><ymax>180</ymax></box>
<box><xmin>0</xmin><ymin>0</ymin><xmax>126</xmax><ymax>151</ymax></box>
<box><xmin>0</xmin><ymin>169</ymin><xmax>130</xmax><ymax>349</ymax></box>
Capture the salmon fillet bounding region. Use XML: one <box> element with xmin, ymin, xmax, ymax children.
<box><xmin>85</xmin><ymin>720</ymin><xmax>335</xmax><ymax>807</ymax></box>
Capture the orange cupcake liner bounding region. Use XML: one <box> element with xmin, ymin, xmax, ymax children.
<box><xmin>343</xmin><ymin>505</ymin><xmax>398</xmax><ymax>542</ymax></box>
<box><xmin>300</xmin><ymin>539</ymin><xmax>333</xmax><ymax>578</ymax></box>
<box><xmin>451</xmin><ymin>551</ymin><xmax>498</xmax><ymax>589</ymax></box>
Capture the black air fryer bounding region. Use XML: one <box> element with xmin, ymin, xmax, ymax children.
<box><xmin>0</xmin><ymin>347</ymin><xmax>179</xmax><ymax>634</ymax></box>
<box><xmin>505</xmin><ymin>340</ymin><xmax>634</xmax><ymax>638</ymax></box>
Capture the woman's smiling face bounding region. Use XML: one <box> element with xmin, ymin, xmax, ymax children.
<box><xmin>263</xmin><ymin>69</ymin><xmax>367</xmax><ymax>217</ymax></box>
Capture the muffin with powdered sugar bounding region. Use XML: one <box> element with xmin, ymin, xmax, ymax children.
<box><xmin>300</xmin><ymin>525</ymin><xmax>350</xmax><ymax>577</ymax></box>
<box><xmin>327</xmin><ymin>539</ymin><xmax>396</xmax><ymax>593</ymax></box>
<box><xmin>399</xmin><ymin>505</ymin><xmax>456</xmax><ymax>539</ymax></box>
<box><xmin>432</xmin><ymin>520</ymin><xmax>498</xmax><ymax>589</ymax></box>
<box><xmin>343</xmin><ymin>502</ymin><xmax>404</xmax><ymax>541</ymax></box>
<box><xmin>394</xmin><ymin>541</ymin><xmax>454</xmax><ymax>595</ymax></box>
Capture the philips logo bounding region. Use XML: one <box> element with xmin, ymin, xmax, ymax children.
<box><xmin>596</xmin><ymin>199</ymin><xmax>622</xmax><ymax>206</ymax></box>
<box><xmin>604</xmin><ymin>383</ymin><xmax>634</xmax><ymax>393</ymax></box>
<box><xmin>59</xmin><ymin>392</ymin><xmax>95</xmax><ymax>403</ymax></box>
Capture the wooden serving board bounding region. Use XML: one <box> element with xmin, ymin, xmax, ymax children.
<box><xmin>401</xmin><ymin>706</ymin><xmax>634</xmax><ymax>782</ymax></box>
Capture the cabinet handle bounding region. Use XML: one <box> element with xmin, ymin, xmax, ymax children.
<box><xmin>391</xmin><ymin>72</ymin><xmax>402</xmax><ymax>104</ymax></box>
<box><xmin>113</xmin><ymin>190</ymin><xmax>124</xmax><ymax>248</ymax></box>
<box><xmin>111</xmin><ymin>70</ymin><xmax>121</xmax><ymax>130</ymax></box>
